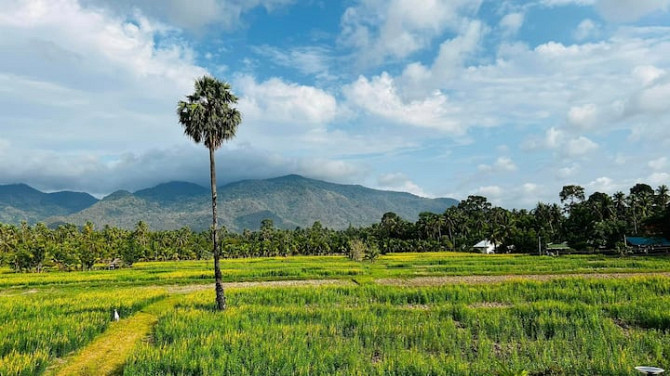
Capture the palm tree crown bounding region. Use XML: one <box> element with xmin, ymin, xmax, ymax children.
<box><xmin>177</xmin><ymin>76</ymin><xmax>242</xmax><ymax>150</ymax></box>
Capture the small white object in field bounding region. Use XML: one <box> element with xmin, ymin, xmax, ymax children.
<box><xmin>635</xmin><ymin>366</ymin><xmax>664</xmax><ymax>375</ymax></box>
<box><xmin>113</xmin><ymin>309</ymin><xmax>120</xmax><ymax>322</ymax></box>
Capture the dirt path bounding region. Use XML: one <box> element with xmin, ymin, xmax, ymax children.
<box><xmin>47</xmin><ymin>297</ymin><xmax>176</xmax><ymax>376</ymax></box>
<box><xmin>376</xmin><ymin>271</ymin><xmax>670</xmax><ymax>286</ymax></box>
<box><xmin>46</xmin><ymin>279</ymin><xmax>352</xmax><ymax>376</ymax></box>
<box><xmin>43</xmin><ymin>273</ymin><xmax>670</xmax><ymax>375</ymax></box>
<box><xmin>167</xmin><ymin>278</ymin><xmax>353</xmax><ymax>294</ymax></box>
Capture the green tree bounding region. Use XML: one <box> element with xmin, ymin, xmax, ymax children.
<box><xmin>177</xmin><ymin>75</ymin><xmax>242</xmax><ymax>311</ymax></box>
<box><xmin>560</xmin><ymin>185</ymin><xmax>585</xmax><ymax>211</ymax></box>
<box><xmin>78</xmin><ymin>221</ymin><xmax>100</xmax><ymax>270</ymax></box>
<box><xmin>122</xmin><ymin>221</ymin><xmax>149</xmax><ymax>266</ymax></box>
<box><xmin>655</xmin><ymin>185</ymin><xmax>669</xmax><ymax>213</ymax></box>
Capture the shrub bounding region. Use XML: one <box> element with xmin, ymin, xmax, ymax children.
<box><xmin>347</xmin><ymin>239</ymin><xmax>365</xmax><ymax>261</ymax></box>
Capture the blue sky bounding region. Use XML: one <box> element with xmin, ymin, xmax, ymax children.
<box><xmin>1</xmin><ymin>0</ymin><xmax>669</xmax><ymax>208</ymax></box>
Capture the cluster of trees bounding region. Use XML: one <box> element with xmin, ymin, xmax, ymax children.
<box><xmin>0</xmin><ymin>183</ymin><xmax>668</xmax><ymax>273</ymax></box>
<box><xmin>374</xmin><ymin>183</ymin><xmax>669</xmax><ymax>254</ymax></box>
<box><xmin>0</xmin><ymin>221</ymin><xmax>212</xmax><ymax>272</ymax></box>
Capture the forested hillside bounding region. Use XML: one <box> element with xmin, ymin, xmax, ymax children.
<box><xmin>1</xmin><ymin>175</ymin><xmax>457</xmax><ymax>232</ymax></box>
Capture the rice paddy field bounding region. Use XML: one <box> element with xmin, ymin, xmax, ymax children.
<box><xmin>1</xmin><ymin>252</ymin><xmax>670</xmax><ymax>375</ymax></box>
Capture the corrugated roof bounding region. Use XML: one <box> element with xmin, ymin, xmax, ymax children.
<box><xmin>547</xmin><ymin>242</ymin><xmax>571</xmax><ymax>250</ymax></box>
<box><xmin>626</xmin><ymin>237</ymin><xmax>670</xmax><ymax>247</ymax></box>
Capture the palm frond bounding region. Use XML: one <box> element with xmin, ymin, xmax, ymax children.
<box><xmin>176</xmin><ymin>75</ymin><xmax>242</xmax><ymax>150</ymax></box>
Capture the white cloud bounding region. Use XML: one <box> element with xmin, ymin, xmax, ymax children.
<box><xmin>251</xmin><ymin>45</ymin><xmax>335</xmax><ymax>79</ymax></box>
<box><xmin>557</xmin><ymin>164</ymin><xmax>580</xmax><ymax>178</ymax></box>
<box><xmin>400</xmin><ymin>20</ymin><xmax>486</xmax><ymax>99</ymax></box>
<box><xmin>500</xmin><ymin>13</ymin><xmax>524</xmax><ymax>36</ymax></box>
<box><xmin>649</xmin><ymin>157</ymin><xmax>668</xmax><ymax>170</ymax></box>
<box><xmin>479</xmin><ymin>157</ymin><xmax>518</xmax><ymax>173</ymax></box>
<box><xmin>0</xmin><ymin>0</ymin><xmax>369</xmax><ymax>194</ymax></box>
<box><xmin>343</xmin><ymin>72</ymin><xmax>463</xmax><ymax>132</ymax></box>
<box><xmin>595</xmin><ymin>0</ymin><xmax>670</xmax><ymax>22</ymax></box>
<box><xmin>236</xmin><ymin>75</ymin><xmax>338</xmax><ymax>127</ymax></box>
<box><xmin>587</xmin><ymin>176</ymin><xmax>618</xmax><ymax>192</ymax></box>
<box><xmin>648</xmin><ymin>172</ymin><xmax>670</xmax><ymax>185</ymax></box>
<box><xmin>628</xmin><ymin>79</ymin><xmax>670</xmax><ymax>114</ymax></box>
<box><xmin>546</xmin><ymin>127</ymin><xmax>565</xmax><ymax>149</ymax></box>
<box><xmin>614</xmin><ymin>154</ymin><xmax>628</xmax><ymax>165</ymax></box>
<box><xmin>541</xmin><ymin>0</ymin><xmax>596</xmax><ymax>6</ymax></box>
<box><xmin>81</xmin><ymin>0</ymin><xmax>296</xmax><ymax>31</ymax></box>
<box><xmin>567</xmin><ymin>103</ymin><xmax>598</xmax><ymax>129</ymax></box>
<box><xmin>565</xmin><ymin>136</ymin><xmax>599</xmax><ymax>156</ymax></box>
<box><xmin>296</xmin><ymin>158</ymin><xmax>368</xmax><ymax>184</ymax></box>
<box><xmin>0</xmin><ymin>0</ymin><xmax>204</xmax><ymax>90</ymax></box>
<box><xmin>377</xmin><ymin>173</ymin><xmax>429</xmax><ymax>197</ymax></box>
<box><xmin>496</xmin><ymin>157</ymin><xmax>518</xmax><ymax>171</ymax></box>
<box><xmin>0</xmin><ymin>0</ymin><xmax>207</xmax><ymax>155</ymax></box>
<box><xmin>477</xmin><ymin>185</ymin><xmax>502</xmax><ymax>197</ymax></box>
<box><xmin>632</xmin><ymin>65</ymin><xmax>666</xmax><ymax>86</ymax></box>
<box><xmin>339</xmin><ymin>0</ymin><xmax>482</xmax><ymax>65</ymax></box>
<box><xmin>574</xmin><ymin>19</ymin><xmax>599</xmax><ymax>40</ymax></box>
<box><xmin>522</xmin><ymin>183</ymin><xmax>539</xmax><ymax>193</ymax></box>
<box><xmin>0</xmin><ymin>139</ymin><xmax>368</xmax><ymax>194</ymax></box>
<box><xmin>540</xmin><ymin>0</ymin><xmax>670</xmax><ymax>22</ymax></box>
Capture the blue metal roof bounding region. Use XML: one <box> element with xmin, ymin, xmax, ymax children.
<box><xmin>626</xmin><ymin>237</ymin><xmax>670</xmax><ymax>247</ymax></box>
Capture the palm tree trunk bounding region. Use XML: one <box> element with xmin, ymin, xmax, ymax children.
<box><xmin>210</xmin><ymin>146</ymin><xmax>226</xmax><ymax>311</ymax></box>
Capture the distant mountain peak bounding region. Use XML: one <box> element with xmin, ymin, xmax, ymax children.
<box><xmin>0</xmin><ymin>183</ymin><xmax>100</xmax><ymax>222</ymax></box>
<box><xmin>103</xmin><ymin>190</ymin><xmax>133</xmax><ymax>201</ymax></box>
<box><xmin>135</xmin><ymin>181</ymin><xmax>208</xmax><ymax>202</ymax></box>
<box><xmin>1</xmin><ymin>176</ymin><xmax>459</xmax><ymax>231</ymax></box>
<box><xmin>147</xmin><ymin>181</ymin><xmax>206</xmax><ymax>190</ymax></box>
<box><xmin>273</xmin><ymin>174</ymin><xmax>307</xmax><ymax>181</ymax></box>
<box><xmin>0</xmin><ymin>183</ymin><xmax>40</xmax><ymax>194</ymax></box>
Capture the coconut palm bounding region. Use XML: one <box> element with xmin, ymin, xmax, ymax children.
<box><xmin>177</xmin><ymin>76</ymin><xmax>242</xmax><ymax>311</ymax></box>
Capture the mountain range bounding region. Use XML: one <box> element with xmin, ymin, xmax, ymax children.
<box><xmin>0</xmin><ymin>175</ymin><xmax>458</xmax><ymax>232</ymax></box>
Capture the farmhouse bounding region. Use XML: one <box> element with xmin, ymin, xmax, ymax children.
<box><xmin>625</xmin><ymin>236</ymin><xmax>670</xmax><ymax>253</ymax></box>
<box><xmin>546</xmin><ymin>242</ymin><xmax>571</xmax><ymax>255</ymax></box>
<box><xmin>473</xmin><ymin>240</ymin><xmax>496</xmax><ymax>254</ymax></box>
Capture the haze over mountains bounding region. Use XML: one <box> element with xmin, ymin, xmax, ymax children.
<box><xmin>0</xmin><ymin>175</ymin><xmax>457</xmax><ymax>232</ymax></box>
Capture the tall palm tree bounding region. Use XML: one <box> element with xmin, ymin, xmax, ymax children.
<box><xmin>177</xmin><ymin>76</ymin><xmax>242</xmax><ymax>311</ymax></box>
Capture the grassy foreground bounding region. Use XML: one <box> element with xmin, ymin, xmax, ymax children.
<box><xmin>0</xmin><ymin>253</ymin><xmax>669</xmax><ymax>375</ymax></box>
<box><xmin>126</xmin><ymin>279</ymin><xmax>670</xmax><ymax>375</ymax></box>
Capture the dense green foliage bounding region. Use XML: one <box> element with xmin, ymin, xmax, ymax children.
<box><xmin>0</xmin><ymin>182</ymin><xmax>667</xmax><ymax>273</ymax></box>
<box><xmin>369</xmin><ymin>183</ymin><xmax>669</xmax><ymax>255</ymax></box>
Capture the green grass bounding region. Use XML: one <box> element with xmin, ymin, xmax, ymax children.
<box><xmin>48</xmin><ymin>295</ymin><xmax>189</xmax><ymax>376</ymax></box>
<box><xmin>1</xmin><ymin>252</ymin><xmax>669</xmax><ymax>288</ymax></box>
<box><xmin>0</xmin><ymin>287</ymin><xmax>167</xmax><ymax>376</ymax></box>
<box><xmin>125</xmin><ymin>279</ymin><xmax>670</xmax><ymax>375</ymax></box>
<box><xmin>1</xmin><ymin>253</ymin><xmax>670</xmax><ymax>375</ymax></box>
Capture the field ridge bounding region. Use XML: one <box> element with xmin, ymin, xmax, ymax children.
<box><xmin>46</xmin><ymin>279</ymin><xmax>354</xmax><ymax>375</ymax></box>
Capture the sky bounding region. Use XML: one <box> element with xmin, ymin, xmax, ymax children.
<box><xmin>1</xmin><ymin>0</ymin><xmax>669</xmax><ymax>208</ymax></box>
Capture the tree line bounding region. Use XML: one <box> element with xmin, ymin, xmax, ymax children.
<box><xmin>0</xmin><ymin>182</ymin><xmax>668</xmax><ymax>272</ymax></box>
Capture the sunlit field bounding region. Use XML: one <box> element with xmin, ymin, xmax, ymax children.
<box><xmin>0</xmin><ymin>286</ymin><xmax>167</xmax><ymax>375</ymax></box>
<box><xmin>1</xmin><ymin>252</ymin><xmax>670</xmax><ymax>288</ymax></box>
<box><xmin>126</xmin><ymin>279</ymin><xmax>670</xmax><ymax>375</ymax></box>
<box><xmin>1</xmin><ymin>253</ymin><xmax>669</xmax><ymax>375</ymax></box>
